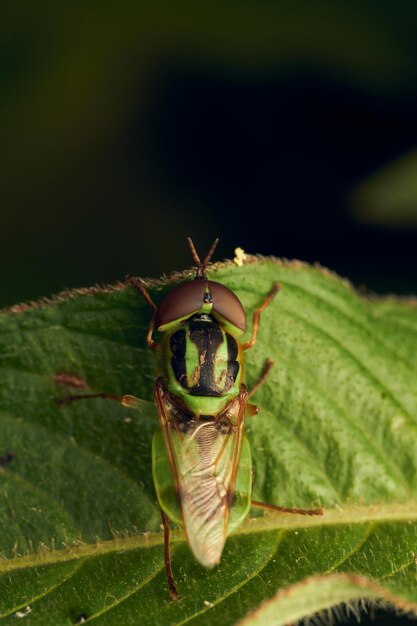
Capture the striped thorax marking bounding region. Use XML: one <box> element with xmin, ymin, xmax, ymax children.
<box><xmin>170</xmin><ymin>315</ymin><xmax>240</xmax><ymax>397</ymax></box>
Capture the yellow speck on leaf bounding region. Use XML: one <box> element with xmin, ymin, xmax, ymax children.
<box><xmin>234</xmin><ymin>247</ymin><xmax>247</xmax><ymax>266</ymax></box>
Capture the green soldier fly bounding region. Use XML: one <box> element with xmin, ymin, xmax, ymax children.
<box><xmin>60</xmin><ymin>238</ymin><xmax>323</xmax><ymax>599</ymax></box>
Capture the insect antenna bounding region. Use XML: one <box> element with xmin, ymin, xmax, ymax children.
<box><xmin>187</xmin><ymin>237</ymin><xmax>219</xmax><ymax>279</ymax></box>
<box><xmin>187</xmin><ymin>237</ymin><xmax>202</xmax><ymax>269</ymax></box>
<box><xmin>202</xmin><ymin>238</ymin><xmax>219</xmax><ymax>271</ymax></box>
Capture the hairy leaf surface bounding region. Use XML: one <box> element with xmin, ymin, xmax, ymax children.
<box><xmin>0</xmin><ymin>257</ymin><xmax>416</xmax><ymax>625</ymax></box>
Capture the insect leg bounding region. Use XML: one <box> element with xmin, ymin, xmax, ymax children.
<box><xmin>127</xmin><ymin>277</ymin><xmax>158</xmax><ymax>351</ymax></box>
<box><xmin>128</xmin><ymin>277</ymin><xmax>157</xmax><ymax>310</ymax></box>
<box><xmin>250</xmin><ymin>468</ymin><xmax>322</xmax><ymax>515</ymax></box>
<box><xmin>251</xmin><ymin>500</ymin><xmax>324</xmax><ymax>516</ymax></box>
<box><xmin>58</xmin><ymin>393</ymin><xmax>141</xmax><ymax>409</ymax></box>
<box><xmin>226</xmin><ymin>387</ymin><xmax>248</xmax><ymax>508</ymax></box>
<box><xmin>161</xmin><ymin>508</ymin><xmax>179</xmax><ymax>600</ymax></box>
<box><xmin>248</xmin><ymin>358</ymin><xmax>274</xmax><ymax>399</ymax></box>
<box><xmin>241</xmin><ymin>282</ymin><xmax>280</xmax><ymax>351</ymax></box>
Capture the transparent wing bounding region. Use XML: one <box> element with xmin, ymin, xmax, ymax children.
<box><xmin>154</xmin><ymin>379</ymin><xmax>247</xmax><ymax>568</ymax></box>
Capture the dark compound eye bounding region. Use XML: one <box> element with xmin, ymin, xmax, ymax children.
<box><xmin>155</xmin><ymin>281</ymin><xmax>207</xmax><ymax>329</ymax></box>
<box><xmin>208</xmin><ymin>281</ymin><xmax>246</xmax><ymax>332</ymax></box>
<box><xmin>154</xmin><ymin>280</ymin><xmax>246</xmax><ymax>332</ymax></box>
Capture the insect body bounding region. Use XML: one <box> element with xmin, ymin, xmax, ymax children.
<box><xmin>135</xmin><ymin>239</ymin><xmax>322</xmax><ymax>598</ymax></box>
<box><xmin>153</xmin><ymin>284</ymin><xmax>249</xmax><ymax>568</ymax></box>
<box><xmin>130</xmin><ymin>239</ymin><xmax>275</xmax><ymax>594</ymax></box>
<box><xmin>60</xmin><ymin>238</ymin><xmax>323</xmax><ymax>599</ymax></box>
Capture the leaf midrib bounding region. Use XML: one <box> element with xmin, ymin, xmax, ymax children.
<box><xmin>2</xmin><ymin>503</ymin><xmax>417</xmax><ymax>575</ymax></box>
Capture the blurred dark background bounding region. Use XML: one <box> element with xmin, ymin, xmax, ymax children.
<box><xmin>2</xmin><ymin>3</ymin><xmax>417</xmax><ymax>307</ymax></box>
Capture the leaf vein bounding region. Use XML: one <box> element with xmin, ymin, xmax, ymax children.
<box><xmin>274</xmin><ymin>351</ymin><xmax>412</xmax><ymax>496</ymax></box>
<box><xmin>0</xmin><ymin>558</ymin><xmax>87</xmax><ymax>619</ymax></box>
<box><xmin>175</xmin><ymin>530</ymin><xmax>287</xmax><ymax>626</ymax></box>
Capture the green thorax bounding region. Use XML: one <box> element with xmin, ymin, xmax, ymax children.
<box><xmin>159</xmin><ymin>314</ymin><xmax>244</xmax><ymax>415</ymax></box>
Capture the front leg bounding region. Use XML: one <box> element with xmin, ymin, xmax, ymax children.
<box><xmin>128</xmin><ymin>277</ymin><xmax>159</xmax><ymax>351</ymax></box>
<box><xmin>242</xmin><ymin>283</ymin><xmax>280</xmax><ymax>351</ymax></box>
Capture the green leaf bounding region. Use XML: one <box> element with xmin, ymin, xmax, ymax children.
<box><xmin>0</xmin><ymin>256</ymin><xmax>417</xmax><ymax>625</ymax></box>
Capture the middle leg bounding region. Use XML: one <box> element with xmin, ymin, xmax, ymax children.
<box><xmin>58</xmin><ymin>392</ymin><xmax>142</xmax><ymax>409</ymax></box>
<box><xmin>248</xmin><ymin>358</ymin><xmax>274</xmax><ymax>400</ymax></box>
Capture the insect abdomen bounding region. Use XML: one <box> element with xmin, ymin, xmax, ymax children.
<box><xmin>169</xmin><ymin>316</ymin><xmax>241</xmax><ymax>397</ymax></box>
